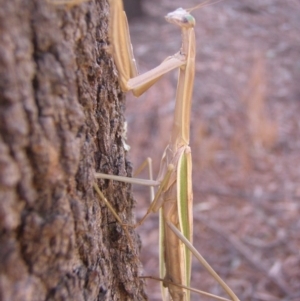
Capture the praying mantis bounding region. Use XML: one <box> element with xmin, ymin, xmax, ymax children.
<box><xmin>94</xmin><ymin>1</ymin><xmax>241</xmax><ymax>300</ymax></box>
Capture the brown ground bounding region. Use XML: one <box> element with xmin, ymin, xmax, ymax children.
<box><xmin>123</xmin><ymin>1</ymin><xmax>300</xmax><ymax>300</ymax></box>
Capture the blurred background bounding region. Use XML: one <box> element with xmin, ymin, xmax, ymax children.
<box><xmin>122</xmin><ymin>0</ymin><xmax>300</xmax><ymax>300</ymax></box>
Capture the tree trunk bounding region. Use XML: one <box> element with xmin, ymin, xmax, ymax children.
<box><xmin>0</xmin><ymin>0</ymin><xmax>147</xmax><ymax>300</ymax></box>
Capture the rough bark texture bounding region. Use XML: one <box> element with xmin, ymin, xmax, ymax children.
<box><xmin>0</xmin><ymin>0</ymin><xmax>147</xmax><ymax>300</ymax></box>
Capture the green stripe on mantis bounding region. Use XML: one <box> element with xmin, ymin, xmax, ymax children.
<box><xmin>177</xmin><ymin>147</ymin><xmax>193</xmax><ymax>298</ymax></box>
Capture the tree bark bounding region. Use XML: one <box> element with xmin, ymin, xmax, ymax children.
<box><xmin>0</xmin><ymin>0</ymin><xmax>147</xmax><ymax>300</ymax></box>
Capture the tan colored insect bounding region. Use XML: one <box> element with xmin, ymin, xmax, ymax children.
<box><xmin>95</xmin><ymin>1</ymin><xmax>241</xmax><ymax>301</ymax></box>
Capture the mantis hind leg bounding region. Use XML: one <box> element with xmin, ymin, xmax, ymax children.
<box><xmin>166</xmin><ymin>221</ymin><xmax>241</xmax><ymax>301</ymax></box>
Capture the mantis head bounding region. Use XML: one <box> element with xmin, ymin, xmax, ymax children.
<box><xmin>165</xmin><ymin>0</ymin><xmax>221</xmax><ymax>29</ymax></box>
<box><xmin>165</xmin><ymin>8</ymin><xmax>195</xmax><ymax>29</ymax></box>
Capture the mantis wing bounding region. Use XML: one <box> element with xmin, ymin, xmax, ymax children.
<box><xmin>159</xmin><ymin>146</ymin><xmax>192</xmax><ymax>301</ymax></box>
